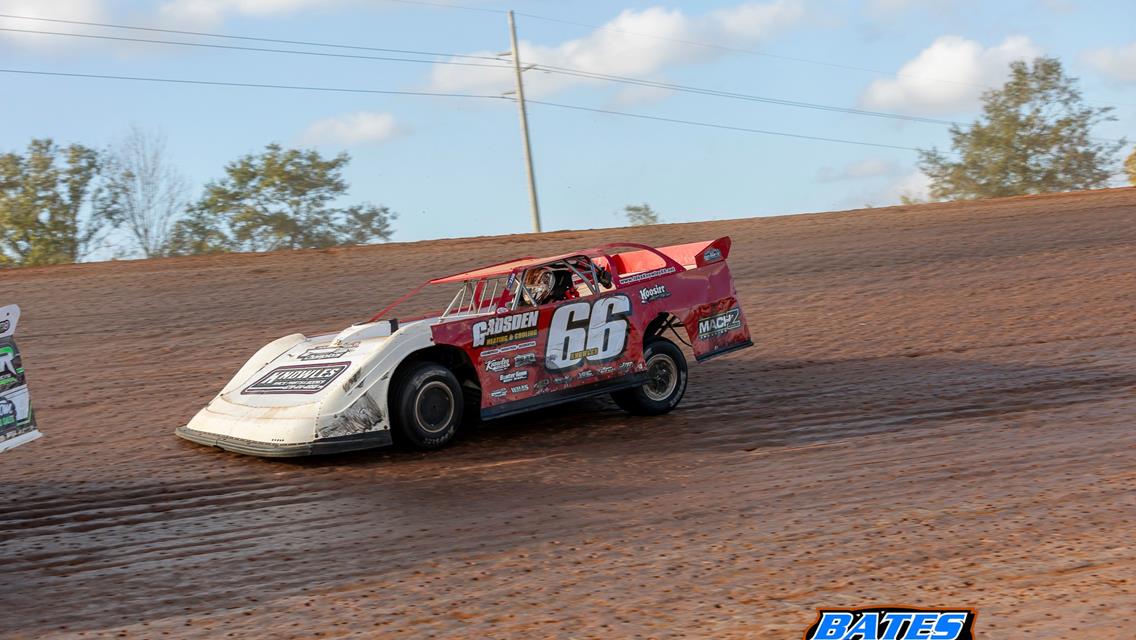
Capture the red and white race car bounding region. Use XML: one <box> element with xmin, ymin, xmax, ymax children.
<box><xmin>177</xmin><ymin>237</ymin><xmax>751</xmax><ymax>456</ymax></box>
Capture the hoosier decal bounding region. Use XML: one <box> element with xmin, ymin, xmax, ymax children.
<box><xmin>638</xmin><ymin>284</ymin><xmax>670</xmax><ymax>303</ymax></box>
<box><xmin>243</xmin><ymin>362</ymin><xmax>350</xmax><ymax>395</ymax></box>
<box><xmin>698</xmin><ymin>308</ymin><xmax>742</xmax><ymax>339</ymax></box>
<box><xmin>473</xmin><ymin>311</ymin><xmax>539</xmax><ymax>348</ymax></box>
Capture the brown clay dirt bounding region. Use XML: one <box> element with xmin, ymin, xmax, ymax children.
<box><xmin>1</xmin><ymin>188</ymin><xmax>1134</xmax><ymax>639</ymax></box>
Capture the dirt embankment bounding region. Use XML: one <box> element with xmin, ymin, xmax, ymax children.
<box><xmin>1</xmin><ymin>188</ymin><xmax>1134</xmax><ymax>638</ymax></box>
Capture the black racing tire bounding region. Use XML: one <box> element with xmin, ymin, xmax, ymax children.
<box><xmin>392</xmin><ymin>362</ymin><xmax>463</xmax><ymax>450</ymax></box>
<box><xmin>611</xmin><ymin>337</ymin><xmax>688</xmax><ymax>416</ymax></box>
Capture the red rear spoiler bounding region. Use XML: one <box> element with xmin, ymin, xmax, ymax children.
<box><xmin>653</xmin><ymin>236</ymin><xmax>731</xmax><ymax>268</ymax></box>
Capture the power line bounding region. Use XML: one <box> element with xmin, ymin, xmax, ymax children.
<box><xmin>0</xmin><ymin>27</ymin><xmax>513</xmax><ymax>70</ymax></box>
<box><xmin>534</xmin><ymin>65</ymin><xmax>958</xmax><ymax>126</ymax></box>
<box><xmin>0</xmin><ymin>18</ymin><xmax>955</xmax><ymax>128</ymax></box>
<box><xmin>0</xmin><ymin>67</ymin><xmax>920</xmax><ymax>151</ymax></box>
<box><xmin>0</xmin><ymin>12</ymin><xmax>503</xmax><ymax>62</ymax></box>
<box><xmin>1</xmin><ymin>16</ymin><xmax>1120</xmax><ymax>142</ymax></box>
<box><xmin>511</xmin><ymin>11</ymin><xmax>1001</xmax><ymax>92</ymax></box>
<box><xmin>527</xmin><ymin>100</ymin><xmax>920</xmax><ymax>151</ymax></box>
<box><xmin>0</xmin><ymin>68</ymin><xmax>510</xmax><ymax>100</ymax></box>
<box><xmin>513</xmin><ymin>10</ymin><xmax>1134</xmax><ymax>111</ymax></box>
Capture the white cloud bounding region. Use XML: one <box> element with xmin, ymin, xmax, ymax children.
<box><xmin>842</xmin><ymin>168</ymin><xmax>931</xmax><ymax>209</ymax></box>
<box><xmin>429</xmin><ymin>1</ymin><xmax>804</xmax><ymax>98</ymax></box>
<box><xmin>859</xmin><ymin>35</ymin><xmax>1042</xmax><ymax>115</ymax></box>
<box><xmin>158</xmin><ymin>0</ymin><xmax>347</xmax><ymax>26</ymax></box>
<box><xmin>0</xmin><ymin>0</ymin><xmax>107</xmax><ymax>50</ymax></box>
<box><xmin>866</xmin><ymin>0</ymin><xmax>930</xmax><ymax>14</ymax></box>
<box><xmin>299</xmin><ymin>111</ymin><xmax>399</xmax><ymax>147</ymax></box>
<box><xmin>1083</xmin><ymin>42</ymin><xmax>1136</xmax><ymax>84</ymax></box>
<box><xmin>817</xmin><ymin>157</ymin><xmax>899</xmax><ymax>182</ymax></box>
<box><xmin>893</xmin><ymin>169</ymin><xmax>931</xmax><ymax>201</ymax></box>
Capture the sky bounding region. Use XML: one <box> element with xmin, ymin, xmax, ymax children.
<box><xmin>1</xmin><ymin>0</ymin><xmax>1134</xmax><ymax>249</ymax></box>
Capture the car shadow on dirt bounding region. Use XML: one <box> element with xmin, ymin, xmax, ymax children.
<box><xmin>280</xmin><ymin>350</ymin><xmax>1136</xmax><ymax>469</ymax></box>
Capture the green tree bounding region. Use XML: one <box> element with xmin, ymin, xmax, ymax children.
<box><xmin>918</xmin><ymin>57</ymin><xmax>1125</xmax><ymax>200</ymax></box>
<box><xmin>1125</xmin><ymin>146</ymin><xmax>1136</xmax><ymax>186</ymax></box>
<box><xmin>624</xmin><ymin>202</ymin><xmax>660</xmax><ymax>226</ymax></box>
<box><xmin>168</xmin><ymin>144</ymin><xmax>395</xmax><ymax>255</ymax></box>
<box><xmin>0</xmin><ymin>139</ymin><xmax>110</xmax><ymax>267</ymax></box>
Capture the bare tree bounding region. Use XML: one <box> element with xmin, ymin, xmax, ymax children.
<box><xmin>103</xmin><ymin>126</ymin><xmax>188</xmax><ymax>258</ymax></box>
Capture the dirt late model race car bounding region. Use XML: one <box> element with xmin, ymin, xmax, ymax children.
<box><xmin>177</xmin><ymin>237</ymin><xmax>752</xmax><ymax>457</ymax></box>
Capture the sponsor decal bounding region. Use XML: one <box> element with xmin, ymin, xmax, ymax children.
<box><xmin>702</xmin><ymin>247</ymin><xmax>723</xmax><ymax>262</ymax></box>
<box><xmin>620</xmin><ymin>266</ymin><xmax>676</xmax><ymax>284</ymax></box>
<box><xmin>490</xmin><ymin>388</ymin><xmax>508</xmax><ymax>399</ymax></box>
<box><xmin>473</xmin><ymin>311</ymin><xmax>539</xmax><ymax>348</ymax></box>
<box><xmin>484</xmin><ymin>357</ymin><xmax>510</xmax><ymax>373</ymax></box>
<box><xmin>513</xmin><ymin>352</ymin><xmax>537</xmax><ymax>368</ymax></box>
<box><xmin>0</xmin><ymin>304</ymin><xmax>38</xmax><ymax>451</ymax></box>
<box><xmin>499</xmin><ymin>370</ymin><xmax>529</xmax><ymax>384</ymax></box>
<box><xmin>638</xmin><ymin>284</ymin><xmax>671</xmax><ymax>303</ymax></box>
<box><xmin>533</xmin><ymin>378</ymin><xmax>551</xmax><ymax>390</ymax></box>
<box><xmin>0</xmin><ymin>345</ymin><xmax>25</xmax><ymax>393</ymax></box>
<box><xmin>480</xmin><ymin>340</ymin><xmax>537</xmax><ymax>358</ymax></box>
<box><xmin>599</xmin><ymin>365</ymin><xmax>615</xmax><ymax>374</ymax></box>
<box><xmin>297</xmin><ymin>343</ymin><xmax>355</xmax><ymax>361</ymax></box>
<box><xmin>619</xmin><ymin>361</ymin><xmax>634</xmax><ymax>372</ymax></box>
<box><xmin>243</xmin><ymin>362</ymin><xmax>350</xmax><ymax>395</ymax></box>
<box><xmin>697</xmin><ymin>308</ymin><xmax>742</xmax><ymax>339</ymax></box>
<box><xmin>546</xmin><ymin>295</ymin><xmax>632</xmax><ymax>372</ymax></box>
<box><xmin>577</xmin><ymin>370</ymin><xmax>594</xmax><ymax>380</ymax></box>
<box><xmin>510</xmin><ymin>384</ymin><xmax>530</xmax><ymax>394</ymax></box>
<box><xmin>568</xmin><ymin>347</ymin><xmax>600</xmax><ymax>361</ymax></box>
<box><xmin>552</xmin><ymin>375</ymin><xmax>572</xmax><ymax>385</ymax></box>
<box><xmin>0</xmin><ymin>398</ymin><xmax>15</xmax><ymax>429</ymax></box>
<box><xmin>804</xmin><ymin>607</ymin><xmax>976</xmax><ymax>640</ymax></box>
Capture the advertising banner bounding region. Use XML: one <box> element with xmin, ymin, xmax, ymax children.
<box><xmin>0</xmin><ymin>305</ymin><xmax>41</xmax><ymax>453</ymax></box>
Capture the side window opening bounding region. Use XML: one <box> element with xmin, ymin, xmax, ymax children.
<box><xmin>510</xmin><ymin>256</ymin><xmax>612</xmax><ymax>309</ymax></box>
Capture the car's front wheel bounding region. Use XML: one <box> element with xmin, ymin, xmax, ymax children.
<box><xmin>611</xmin><ymin>337</ymin><xmax>688</xmax><ymax>415</ymax></box>
<box><xmin>392</xmin><ymin>362</ymin><xmax>463</xmax><ymax>449</ymax></box>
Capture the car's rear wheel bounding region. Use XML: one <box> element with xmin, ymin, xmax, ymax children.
<box><xmin>393</xmin><ymin>362</ymin><xmax>463</xmax><ymax>449</ymax></box>
<box><xmin>611</xmin><ymin>337</ymin><xmax>688</xmax><ymax>415</ymax></box>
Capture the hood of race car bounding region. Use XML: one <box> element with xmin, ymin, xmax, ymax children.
<box><xmin>218</xmin><ymin>333</ymin><xmax>384</xmax><ymax>409</ymax></box>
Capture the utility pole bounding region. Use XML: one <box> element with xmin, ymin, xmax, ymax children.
<box><xmin>507</xmin><ymin>10</ymin><xmax>542</xmax><ymax>233</ymax></box>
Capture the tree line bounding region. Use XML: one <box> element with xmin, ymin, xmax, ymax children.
<box><xmin>1</xmin><ymin>57</ymin><xmax>1133</xmax><ymax>268</ymax></box>
<box><xmin>0</xmin><ymin>130</ymin><xmax>395</xmax><ymax>267</ymax></box>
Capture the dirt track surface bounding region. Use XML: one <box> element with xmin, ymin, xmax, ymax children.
<box><xmin>2</xmin><ymin>189</ymin><xmax>1135</xmax><ymax>638</ymax></box>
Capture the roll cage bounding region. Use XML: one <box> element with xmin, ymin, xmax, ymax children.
<box><xmin>369</xmin><ymin>239</ymin><xmax>726</xmax><ymax>323</ymax></box>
